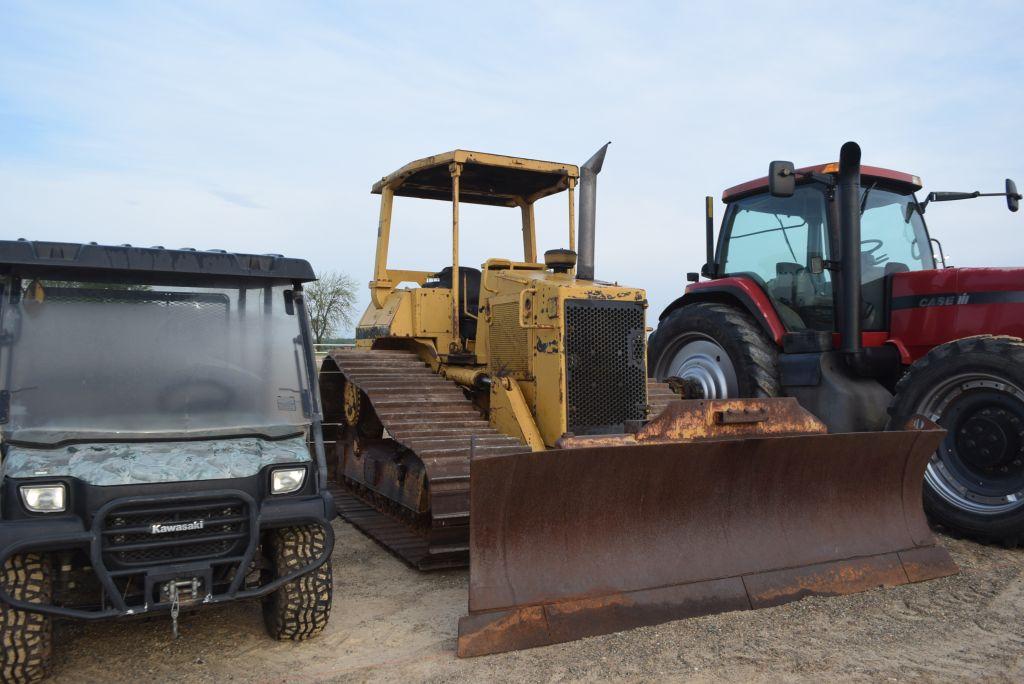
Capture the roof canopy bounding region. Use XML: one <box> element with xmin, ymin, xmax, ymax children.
<box><xmin>0</xmin><ymin>240</ymin><xmax>316</xmax><ymax>284</ymax></box>
<box><xmin>723</xmin><ymin>164</ymin><xmax>923</xmax><ymax>202</ymax></box>
<box><xmin>371</xmin><ymin>150</ymin><xmax>579</xmax><ymax>207</ymax></box>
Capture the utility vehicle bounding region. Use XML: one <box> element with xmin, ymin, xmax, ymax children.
<box><xmin>0</xmin><ymin>240</ymin><xmax>334</xmax><ymax>681</ymax></box>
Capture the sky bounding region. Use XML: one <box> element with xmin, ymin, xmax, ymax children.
<box><xmin>2</xmin><ymin>1</ymin><xmax>1023</xmax><ymax>333</ymax></box>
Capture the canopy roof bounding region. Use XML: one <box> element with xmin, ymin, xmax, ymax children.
<box><xmin>371</xmin><ymin>150</ymin><xmax>579</xmax><ymax>207</ymax></box>
<box><xmin>723</xmin><ymin>164</ymin><xmax>923</xmax><ymax>202</ymax></box>
<box><xmin>0</xmin><ymin>239</ymin><xmax>316</xmax><ymax>284</ymax></box>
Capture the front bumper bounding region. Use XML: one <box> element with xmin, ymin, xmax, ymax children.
<box><xmin>0</xmin><ymin>489</ymin><xmax>335</xmax><ymax>620</ymax></box>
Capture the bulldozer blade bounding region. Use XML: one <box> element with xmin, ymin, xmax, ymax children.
<box><xmin>457</xmin><ymin>422</ymin><xmax>958</xmax><ymax>657</ymax></box>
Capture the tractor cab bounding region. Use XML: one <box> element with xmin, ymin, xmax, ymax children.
<box><xmin>710</xmin><ymin>163</ymin><xmax>933</xmax><ymax>333</ymax></box>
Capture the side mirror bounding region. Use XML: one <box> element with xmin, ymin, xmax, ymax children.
<box><xmin>1007</xmin><ymin>179</ymin><xmax>1020</xmax><ymax>212</ymax></box>
<box><xmin>768</xmin><ymin>161</ymin><xmax>796</xmax><ymax>197</ymax></box>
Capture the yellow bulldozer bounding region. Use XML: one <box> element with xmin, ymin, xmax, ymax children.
<box><xmin>320</xmin><ymin>145</ymin><xmax>958</xmax><ymax>658</ymax></box>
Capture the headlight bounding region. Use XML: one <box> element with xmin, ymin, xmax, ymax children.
<box><xmin>20</xmin><ymin>483</ymin><xmax>66</xmax><ymax>513</ymax></box>
<box><xmin>270</xmin><ymin>467</ymin><xmax>306</xmax><ymax>495</ymax></box>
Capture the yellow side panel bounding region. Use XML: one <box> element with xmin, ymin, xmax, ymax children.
<box><xmin>413</xmin><ymin>288</ymin><xmax>453</xmax><ymax>338</ymax></box>
<box><xmin>355</xmin><ymin>290</ymin><xmax>412</xmax><ymax>346</ymax></box>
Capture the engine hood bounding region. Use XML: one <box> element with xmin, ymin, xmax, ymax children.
<box><xmin>3</xmin><ymin>435</ymin><xmax>310</xmax><ymax>486</ymax></box>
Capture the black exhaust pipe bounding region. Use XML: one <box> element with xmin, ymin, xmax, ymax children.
<box><xmin>577</xmin><ymin>143</ymin><xmax>610</xmax><ymax>281</ymax></box>
<box><xmin>837</xmin><ymin>141</ymin><xmax>862</xmax><ymax>357</ymax></box>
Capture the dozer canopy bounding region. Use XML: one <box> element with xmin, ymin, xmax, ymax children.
<box><xmin>458</xmin><ymin>399</ymin><xmax>958</xmax><ymax>657</ymax></box>
<box><xmin>371</xmin><ymin>150</ymin><xmax>578</xmax><ymax>207</ymax></box>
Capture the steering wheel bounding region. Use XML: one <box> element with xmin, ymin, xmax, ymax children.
<box><xmin>861</xmin><ymin>239</ymin><xmax>884</xmax><ymax>255</ymax></box>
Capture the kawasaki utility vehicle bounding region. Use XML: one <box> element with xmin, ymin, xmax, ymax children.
<box><xmin>0</xmin><ymin>240</ymin><xmax>335</xmax><ymax>681</ymax></box>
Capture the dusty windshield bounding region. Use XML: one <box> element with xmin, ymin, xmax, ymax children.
<box><xmin>0</xmin><ymin>279</ymin><xmax>311</xmax><ymax>445</ymax></box>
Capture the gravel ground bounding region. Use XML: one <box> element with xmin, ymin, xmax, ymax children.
<box><xmin>50</xmin><ymin>520</ymin><xmax>1024</xmax><ymax>683</ymax></box>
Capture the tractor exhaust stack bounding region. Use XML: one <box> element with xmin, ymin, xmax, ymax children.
<box><xmin>577</xmin><ymin>143</ymin><xmax>610</xmax><ymax>281</ymax></box>
<box><xmin>837</xmin><ymin>141</ymin><xmax>863</xmax><ymax>357</ymax></box>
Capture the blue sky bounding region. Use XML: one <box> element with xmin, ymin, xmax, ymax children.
<box><xmin>2</xmin><ymin>1</ymin><xmax>1022</xmax><ymax>331</ymax></box>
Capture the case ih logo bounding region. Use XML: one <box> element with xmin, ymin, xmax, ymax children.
<box><xmin>150</xmin><ymin>520</ymin><xmax>205</xmax><ymax>535</ymax></box>
<box><xmin>918</xmin><ymin>294</ymin><xmax>970</xmax><ymax>307</ymax></box>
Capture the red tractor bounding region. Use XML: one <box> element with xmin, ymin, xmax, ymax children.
<box><xmin>648</xmin><ymin>142</ymin><xmax>1024</xmax><ymax>544</ymax></box>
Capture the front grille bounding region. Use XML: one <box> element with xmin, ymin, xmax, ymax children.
<box><xmin>564</xmin><ymin>299</ymin><xmax>647</xmax><ymax>435</ymax></box>
<box><xmin>101</xmin><ymin>497</ymin><xmax>250</xmax><ymax>567</ymax></box>
<box><xmin>488</xmin><ymin>301</ymin><xmax>530</xmax><ymax>376</ymax></box>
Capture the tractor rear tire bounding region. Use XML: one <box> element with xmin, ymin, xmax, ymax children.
<box><xmin>0</xmin><ymin>553</ymin><xmax>52</xmax><ymax>683</ymax></box>
<box><xmin>888</xmin><ymin>335</ymin><xmax>1024</xmax><ymax>546</ymax></box>
<box><xmin>262</xmin><ymin>526</ymin><xmax>333</xmax><ymax>640</ymax></box>
<box><xmin>647</xmin><ymin>303</ymin><xmax>780</xmax><ymax>398</ymax></box>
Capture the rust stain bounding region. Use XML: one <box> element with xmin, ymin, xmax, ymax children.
<box><xmin>557</xmin><ymin>398</ymin><xmax>825</xmax><ymax>449</ymax></box>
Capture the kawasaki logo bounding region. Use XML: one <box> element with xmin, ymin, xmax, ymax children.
<box><xmin>150</xmin><ymin>520</ymin><xmax>204</xmax><ymax>535</ymax></box>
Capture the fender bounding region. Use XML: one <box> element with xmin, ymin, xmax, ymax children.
<box><xmin>660</xmin><ymin>277</ymin><xmax>786</xmax><ymax>346</ymax></box>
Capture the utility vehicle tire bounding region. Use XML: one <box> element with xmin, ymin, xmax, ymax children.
<box><xmin>0</xmin><ymin>554</ymin><xmax>52</xmax><ymax>683</ymax></box>
<box><xmin>888</xmin><ymin>335</ymin><xmax>1024</xmax><ymax>546</ymax></box>
<box><xmin>647</xmin><ymin>302</ymin><xmax>780</xmax><ymax>398</ymax></box>
<box><xmin>262</xmin><ymin>526</ymin><xmax>333</xmax><ymax>640</ymax></box>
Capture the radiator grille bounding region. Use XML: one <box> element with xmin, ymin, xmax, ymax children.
<box><xmin>489</xmin><ymin>301</ymin><xmax>530</xmax><ymax>375</ymax></box>
<box><xmin>564</xmin><ymin>299</ymin><xmax>647</xmax><ymax>434</ymax></box>
<box><xmin>101</xmin><ymin>497</ymin><xmax>249</xmax><ymax>567</ymax></box>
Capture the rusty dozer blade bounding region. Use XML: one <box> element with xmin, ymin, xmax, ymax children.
<box><xmin>457</xmin><ymin>399</ymin><xmax>958</xmax><ymax>658</ymax></box>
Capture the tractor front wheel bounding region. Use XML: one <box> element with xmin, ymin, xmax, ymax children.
<box><xmin>647</xmin><ymin>302</ymin><xmax>780</xmax><ymax>398</ymax></box>
<box><xmin>889</xmin><ymin>335</ymin><xmax>1024</xmax><ymax>546</ymax></box>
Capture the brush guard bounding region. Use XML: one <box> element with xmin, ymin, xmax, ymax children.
<box><xmin>457</xmin><ymin>399</ymin><xmax>958</xmax><ymax>657</ymax></box>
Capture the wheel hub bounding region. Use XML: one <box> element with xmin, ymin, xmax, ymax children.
<box><xmin>665</xmin><ymin>337</ymin><xmax>738</xmax><ymax>399</ymax></box>
<box><xmin>956</xmin><ymin>409</ymin><xmax>1015</xmax><ymax>470</ymax></box>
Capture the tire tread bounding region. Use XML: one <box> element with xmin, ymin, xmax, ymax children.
<box><xmin>262</xmin><ymin>525</ymin><xmax>333</xmax><ymax>641</ymax></box>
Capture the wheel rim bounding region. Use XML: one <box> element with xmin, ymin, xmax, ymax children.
<box><xmin>662</xmin><ymin>335</ymin><xmax>738</xmax><ymax>399</ymax></box>
<box><xmin>918</xmin><ymin>372</ymin><xmax>1024</xmax><ymax>515</ymax></box>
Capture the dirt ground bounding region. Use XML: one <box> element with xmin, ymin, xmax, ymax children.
<box><xmin>49</xmin><ymin>519</ymin><xmax>1024</xmax><ymax>683</ymax></box>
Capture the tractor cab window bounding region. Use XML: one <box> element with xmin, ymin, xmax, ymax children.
<box><xmin>720</xmin><ymin>185</ymin><xmax>833</xmax><ymax>330</ymax></box>
<box><xmin>858</xmin><ymin>187</ymin><xmax>934</xmax><ymax>329</ymax></box>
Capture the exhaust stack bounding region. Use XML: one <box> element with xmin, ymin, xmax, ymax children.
<box><xmin>577</xmin><ymin>143</ymin><xmax>610</xmax><ymax>281</ymax></box>
<box><xmin>837</xmin><ymin>141</ymin><xmax>862</xmax><ymax>357</ymax></box>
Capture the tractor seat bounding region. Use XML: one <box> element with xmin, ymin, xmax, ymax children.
<box><xmin>423</xmin><ymin>266</ymin><xmax>482</xmax><ymax>339</ymax></box>
<box><xmin>767</xmin><ymin>262</ymin><xmax>813</xmax><ymax>329</ymax></box>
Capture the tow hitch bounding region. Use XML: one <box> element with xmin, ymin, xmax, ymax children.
<box><xmin>161</xmin><ymin>578</ymin><xmax>203</xmax><ymax>638</ymax></box>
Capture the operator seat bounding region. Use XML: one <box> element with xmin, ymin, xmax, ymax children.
<box><xmin>423</xmin><ymin>266</ymin><xmax>481</xmax><ymax>339</ymax></box>
<box><xmin>767</xmin><ymin>262</ymin><xmax>813</xmax><ymax>330</ymax></box>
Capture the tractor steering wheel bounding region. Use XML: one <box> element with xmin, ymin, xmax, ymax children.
<box><xmin>861</xmin><ymin>239</ymin><xmax>884</xmax><ymax>255</ymax></box>
<box><xmin>860</xmin><ymin>238</ymin><xmax>889</xmax><ymax>267</ymax></box>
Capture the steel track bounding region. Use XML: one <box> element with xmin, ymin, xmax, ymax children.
<box><xmin>326</xmin><ymin>348</ymin><xmax>682</xmax><ymax>570</ymax></box>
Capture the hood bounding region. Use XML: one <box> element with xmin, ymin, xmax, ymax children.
<box><xmin>3</xmin><ymin>435</ymin><xmax>310</xmax><ymax>486</ymax></box>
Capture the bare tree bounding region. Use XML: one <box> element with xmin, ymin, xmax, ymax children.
<box><xmin>305</xmin><ymin>270</ymin><xmax>358</xmax><ymax>344</ymax></box>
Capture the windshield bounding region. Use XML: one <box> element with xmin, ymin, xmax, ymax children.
<box><xmin>720</xmin><ymin>185</ymin><xmax>834</xmax><ymax>331</ymax></box>
<box><xmin>859</xmin><ymin>186</ymin><xmax>934</xmax><ymax>329</ymax></box>
<box><xmin>0</xmin><ymin>279</ymin><xmax>311</xmax><ymax>445</ymax></box>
